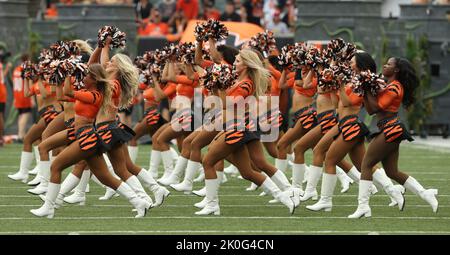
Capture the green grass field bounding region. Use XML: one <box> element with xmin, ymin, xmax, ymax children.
<box><xmin>0</xmin><ymin>143</ymin><xmax>449</xmax><ymax>235</ymax></box>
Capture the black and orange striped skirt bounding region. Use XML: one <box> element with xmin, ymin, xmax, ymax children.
<box><xmin>291</xmin><ymin>105</ymin><xmax>317</xmax><ymax>130</ymax></box>
<box><xmin>371</xmin><ymin>116</ymin><xmax>413</xmax><ymax>143</ymax></box>
<box><xmin>75</xmin><ymin>125</ymin><xmax>102</xmax><ymax>152</ymax></box>
<box><xmin>143</xmin><ymin>106</ymin><xmax>166</xmax><ymax>128</ymax></box>
<box><xmin>95</xmin><ymin>120</ymin><xmax>134</xmax><ymax>152</ymax></box>
<box><xmin>38</xmin><ymin>105</ymin><xmax>60</xmax><ymax>126</ymax></box>
<box><xmin>335</xmin><ymin>114</ymin><xmax>369</xmax><ymax>142</ymax></box>
<box><xmin>64</xmin><ymin>118</ymin><xmax>76</xmax><ymax>144</ymax></box>
<box><xmin>317</xmin><ymin>109</ymin><xmax>338</xmax><ymax>134</ymax></box>
<box><xmin>224</xmin><ymin>113</ymin><xmax>260</xmax><ymax>146</ymax></box>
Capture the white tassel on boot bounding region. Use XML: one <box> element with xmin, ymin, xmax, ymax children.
<box><xmin>372</xmin><ymin>168</ymin><xmax>404</xmax><ymax>210</ymax></box>
<box><xmin>261</xmin><ymin>177</ymin><xmax>295</xmax><ymax>214</ymax></box>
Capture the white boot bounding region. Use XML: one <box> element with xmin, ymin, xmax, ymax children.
<box><xmin>347</xmin><ymin>166</ymin><xmax>378</xmax><ymax>195</ymax></box>
<box><xmin>303</xmin><ymin>165</ymin><xmax>310</xmax><ymax>184</ymax></box>
<box><xmin>261</xmin><ymin>178</ymin><xmax>295</xmax><ymax>214</ymax></box>
<box><xmin>373</xmin><ymin>168</ymin><xmax>404</xmax><ymax>210</ymax></box>
<box><xmin>269</xmin><ymin>170</ymin><xmax>301</xmax><ymax>206</ymax></box>
<box><xmin>170</xmin><ymin>160</ymin><xmax>200</xmax><ymax>194</ymax></box>
<box><xmin>336</xmin><ymin>166</ymin><xmax>353</xmax><ymax>193</ymax></box>
<box><xmin>224</xmin><ymin>164</ymin><xmax>239</xmax><ymax>176</ymax></box>
<box><xmin>246</xmin><ymin>182</ymin><xmax>258</xmax><ymax>191</ymax></box>
<box><xmin>27</xmin><ymin>173</ymin><xmax>41</xmax><ymax>186</ymax></box>
<box><xmin>221</xmin><ymin>172</ymin><xmax>228</xmax><ymax>184</ymax></box>
<box><xmin>193</xmin><ymin>168</ymin><xmax>205</xmax><ymax>182</ymax></box>
<box><xmin>404</xmin><ymin>176</ymin><xmax>438</xmax><ymax>213</ymax></box>
<box><xmin>287</xmin><ymin>153</ymin><xmax>294</xmax><ymax>166</ymax></box>
<box><xmin>137</xmin><ymin>169</ymin><xmax>170</xmax><ymax>207</ymax></box>
<box><xmin>62</xmin><ymin>171</ymin><xmax>87</xmax><ymax>206</ymax></box>
<box><xmin>159</xmin><ymin>156</ymin><xmax>188</xmax><ymax>186</ymax></box>
<box><xmin>348</xmin><ymin>180</ymin><xmax>372</xmax><ymax>218</ymax></box>
<box><xmin>99</xmin><ymin>186</ymin><xmax>119</xmax><ymax>200</ymax></box>
<box><xmin>148</xmin><ymin>150</ymin><xmax>162</xmax><ymax>179</ymax></box>
<box><xmin>126</xmin><ymin>175</ymin><xmax>153</xmax><ymax>206</ymax></box>
<box><xmin>300</xmin><ymin>165</ymin><xmax>322</xmax><ymax>201</ymax></box>
<box><xmin>275</xmin><ymin>158</ymin><xmax>288</xmax><ymax>173</ymax></box>
<box><xmin>157</xmin><ymin>150</ymin><xmax>174</xmax><ymax>184</ymax></box>
<box><xmin>30</xmin><ymin>182</ymin><xmax>60</xmax><ymax>218</ymax></box>
<box><xmin>8</xmin><ymin>151</ymin><xmax>33</xmax><ymax>183</ymax></box>
<box><xmin>292</xmin><ymin>163</ymin><xmax>306</xmax><ymax>190</ymax></box>
<box><xmin>170</xmin><ymin>146</ymin><xmax>179</xmax><ymax>164</ymax></box>
<box><xmin>192</xmin><ymin>186</ymin><xmax>206</xmax><ymax>197</ymax></box>
<box><xmin>116</xmin><ymin>182</ymin><xmax>151</xmax><ymax>218</ymax></box>
<box><xmin>28</xmin><ymin>146</ymin><xmax>40</xmax><ymax>175</ymax></box>
<box><xmin>388</xmin><ymin>185</ymin><xmax>406</xmax><ymax>207</ymax></box>
<box><xmin>194</xmin><ymin>196</ymin><xmax>208</xmax><ymax>209</ymax></box>
<box><xmin>306</xmin><ymin>173</ymin><xmax>336</xmax><ymax>212</ymax></box>
<box><xmin>128</xmin><ymin>146</ymin><xmax>139</xmax><ymax>163</ymax></box>
<box><xmin>28</xmin><ymin>161</ymin><xmax>51</xmax><ymax>195</ymax></box>
<box><xmin>195</xmin><ymin>179</ymin><xmax>220</xmax><ymax>215</ymax></box>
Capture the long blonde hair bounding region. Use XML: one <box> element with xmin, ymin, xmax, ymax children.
<box><xmin>88</xmin><ymin>64</ymin><xmax>112</xmax><ymax>115</ymax></box>
<box><xmin>239</xmin><ymin>49</ymin><xmax>270</xmax><ymax>98</ymax></box>
<box><xmin>112</xmin><ymin>53</ymin><xmax>139</xmax><ymax>109</ymax></box>
<box><xmin>73</xmin><ymin>39</ymin><xmax>93</xmax><ymax>55</ymax></box>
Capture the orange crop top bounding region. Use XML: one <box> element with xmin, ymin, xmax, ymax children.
<box><xmin>267</xmin><ymin>75</ymin><xmax>281</xmax><ymax>96</ymax></box>
<box><xmin>176</xmin><ymin>74</ymin><xmax>199</xmax><ymax>98</ymax></box>
<box><xmin>29</xmin><ymin>82</ymin><xmax>56</xmax><ymax>97</ymax></box>
<box><xmin>344</xmin><ymin>85</ymin><xmax>363</xmax><ymax>107</ymax></box>
<box><xmin>377</xmin><ymin>80</ymin><xmax>403</xmax><ymax>113</ymax></box>
<box><xmin>74</xmin><ymin>89</ymin><xmax>103</xmax><ymax>119</ymax></box>
<box><xmin>287</xmin><ymin>74</ymin><xmax>317</xmax><ymax>97</ymax></box>
<box><xmin>226</xmin><ymin>78</ymin><xmax>254</xmax><ymax>98</ymax></box>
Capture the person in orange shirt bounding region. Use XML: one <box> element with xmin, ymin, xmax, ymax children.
<box><xmin>138</xmin><ymin>9</ymin><xmax>169</xmax><ymax>36</ymax></box>
<box><xmin>13</xmin><ymin>54</ymin><xmax>34</xmax><ymax>142</ymax></box>
<box><xmin>349</xmin><ymin>57</ymin><xmax>438</xmax><ymax>218</ymax></box>
<box><xmin>201</xmin><ymin>0</ymin><xmax>221</xmax><ymax>20</ymax></box>
<box><xmin>176</xmin><ymin>0</ymin><xmax>199</xmax><ymax>20</ymax></box>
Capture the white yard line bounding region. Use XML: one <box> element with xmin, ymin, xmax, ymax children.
<box><xmin>0</xmin><ymin>204</ymin><xmax>447</xmax><ymax>208</ymax></box>
<box><xmin>0</xmin><ymin>216</ymin><xmax>448</xmax><ymax>220</ymax></box>
<box><xmin>1</xmin><ymin>230</ymin><xmax>449</xmax><ymax>234</ymax></box>
<box><xmin>0</xmin><ymin>194</ymin><xmax>449</xmax><ymax>198</ymax></box>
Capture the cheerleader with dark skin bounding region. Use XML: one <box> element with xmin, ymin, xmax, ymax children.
<box><xmin>307</xmin><ymin>53</ymin><xmax>405</xmax><ymax>211</ymax></box>
<box><xmin>95</xmin><ymin>38</ymin><xmax>170</xmax><ymax>207</ymax></box>
<box><xmin>349</xmin><ymin>57</ymin><xmax>438</xmax><ymax>218</ymax></box>
<box><xmin>30</xmin><ymin>64</ymin><xmax>151</xmax><ymax>218</ymax></box>
<box><xmin>8</xmin><ymin>76</ymin><xmax>62</xmax><ymax>183</ymax></box>
<box><xmin>195</xmin><ymin>49</ymin><xmax>297</xmax><ymax>216</ymax></box>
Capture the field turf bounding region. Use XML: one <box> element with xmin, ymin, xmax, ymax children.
<box><xmin>0</xmin><ymin>143</ymin><xmax>448</xmax><ymax>235</ymax></box>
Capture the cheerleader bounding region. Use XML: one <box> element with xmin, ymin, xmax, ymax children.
<box><xmin>349</xmin><ymin>57</ymin><xmax>438</xmax><ymax>218</ymax></box>
<box><xmin>30</xmin><ymin>63</ymin><xmax>151</xmax><ymax>218</ymax></box>
<box><xmin>28</xmin><ymin>40</ymin><xmax>94</xmax><ymax>194</ymax></box>
<box><xmin>8</xmin><ymin>76</ymin><xmax>62</xmax><ymax>183</ymax></box>
<box><xmin>308</xmin><ymin>52</ymin><xmax>407</xmax><ymax>212</ymax></box>
<box><xmin>94</xmin><ymin>39</ymin><xmax>159</xmax><ymax>205</ymax></box>
<box><xmin>0</xmin><ymin>59</ymin><xmax>10</xmax><ymax>146</ymax></box>
<box><xmin>165</xmin><ymin>38</ymin><xmax>239</xmax><ymax>191</ymax></box>
<box><xmin>151</xmin><ymin>59</ymin><xmax>199</xmax><ymax>184</ymax></box>
<box><xmin>195</xmin><ymin>49</ymin><xmax>296</xmax><ymax>216</ymax></box>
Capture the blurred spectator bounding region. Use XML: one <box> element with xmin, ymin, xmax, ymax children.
<box><xmin>280</xmin><ymin>0</ymin><xmax>297</xmax><ymax>29</ymax></box>
<box><xmin>138</xmin><ymin>9</ymin><xmax>170</xmax><ymax>36</ymax></box>
<box><xmin>166</xmin><ymin>9</ymin><xmax>188</xmax><ymax>41</ymax></box>
<box><xmin>265</xmin><ymin>9</ymin><xmax>289</xmax><ymax>35</ymax></box>
<box><xmin>135</xmin><ymin>0</ymin><xmax>154</xmax><ymax>23</ymax></box>
<box><xmin>263</xmin><ymin>0</ymin><xmax>278</xmax><ymax>27</ymax></box>
<box><xmin>201</xmin><ymin>0</ymin><xmax>221</xmax><ymax>20</ymax></box>
<box><xmin>220</xmin><ymin>0</ymin><xmax>241</xmax><ymax>22</ymax></box>
<box><xmin>176</xmin><ymin>0</ymin><xmax>199</xmax><ymax>20</ymax></box>
<box><xmin>243</xmin><ymin>0</ymin><xmax>264</xmax><ymax>26</ymax></box>
<box><xmin>157</xmin><ymin>0</ymin><xmax>177</xmax><ymax>23</ymax></box>
<box><xmin>13</xmin><ymin>54</ymin><xmax>33</xmax><ymax>143</ymax></box>
<box><xmin>45</xmin><ymin>1</ymin><xmax>58</xmax><ymax>19</ymax></box>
